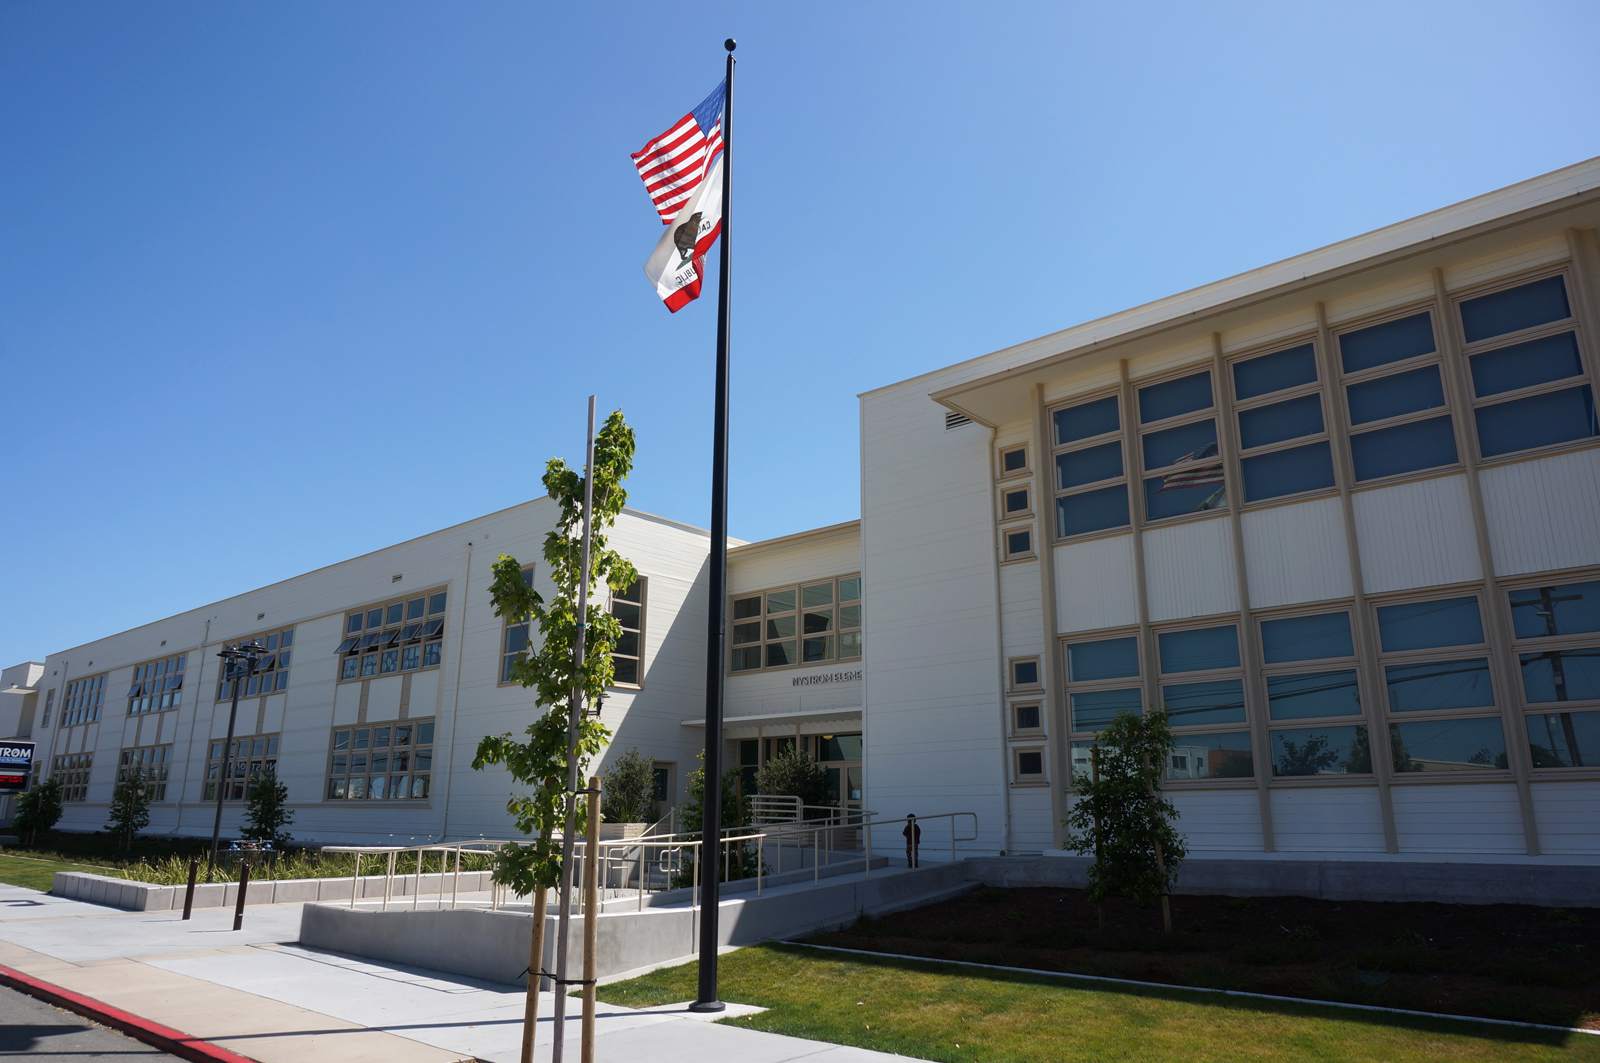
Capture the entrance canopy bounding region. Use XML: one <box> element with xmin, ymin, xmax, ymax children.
<box><xmin>680</xmin><ymin>705</ymin><xmax>861</xmax><ymax>740</ymax></box>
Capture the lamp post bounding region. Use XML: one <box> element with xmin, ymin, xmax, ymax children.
<box><xmin>208</xmin><ymin>641</ymin><xmax>266</xmax><ymax>881</ymax></box>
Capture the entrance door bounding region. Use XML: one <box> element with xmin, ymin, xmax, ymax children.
<box><xmin>817</xmin><ymin>733</ymin><xmax>863</xmax><ymax>825</ymax></box>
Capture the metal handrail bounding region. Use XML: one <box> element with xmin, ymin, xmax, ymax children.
<box><xmin>867</xmin><ymin>811</ymin><xmax>979</xmax><ymax>862</ymax></box>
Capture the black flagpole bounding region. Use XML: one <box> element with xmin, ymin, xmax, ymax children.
<box><xmin>691</xmin><ymin>36</ymin><xmax>735</xmax><ymax>1013</ymax></box>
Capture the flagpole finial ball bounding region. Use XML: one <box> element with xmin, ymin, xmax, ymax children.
<box><xmin>725</xmin><ymin>38</ymin><xmax>736</xmax><ymax>52</ymax></box>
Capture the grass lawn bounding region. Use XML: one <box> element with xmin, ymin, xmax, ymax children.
<box><xmin>596</xmin><ymin>943</ymin><xmax>1600</xmax><ymax>1062</ymax></box>
<box><xmin>0</xmin><ymin>853</ymin><xmax>121</xmax><ymax>892</ymax></box>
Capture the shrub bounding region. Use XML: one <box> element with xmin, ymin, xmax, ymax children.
<box><xmin>754</xmin><ymin>745</ymin><xmax>831</xmax><ymax>811</ymax></box>
<box><xmin>600</xmin><ymin>746</ymin><xmax>658</xmax><ymax>824</ymax></box>
<box><xmin>13</xmin><ymin>779</ymin><xmax>63</xmax><ymax>846</ymax></box>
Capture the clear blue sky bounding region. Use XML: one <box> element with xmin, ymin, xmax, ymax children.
<box><xmin>4</xmin><ymin>1</ymin><xmax>1598</xmax><ymax>664</ymax></box>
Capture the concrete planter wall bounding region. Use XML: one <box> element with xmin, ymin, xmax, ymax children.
<box><xmin>51</xmin><ymin>868</ymin><xmax>496</xmax><ymax>912</ymax></box>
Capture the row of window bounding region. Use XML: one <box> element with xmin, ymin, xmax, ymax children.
<box><xmin>118</xmin><ymin>745</ymin><xmax>172</xmax><ymax>800</ymax></box>
<box><xmin>217</xmin><ymin>628</ymin><xmax>295</xmax><ymax>700</ymax></box>
<box><xmin>51</xmin><ymin>753</ymin><xmax>93</xmax><ymax>801</ymax></box>
<box><xmin>1034</xmin><ymin>575</ymin><xmax>1600</xmax><ymax>781</ymax></box>
<box><xmin>327</xmin><ymin>719</ymin><xmax>434</xmax><ymax>800</ymax></box>
<box><xmin>128</xmin><ymin>654</ymin><xmax>186</xmax><ymax>715</ymax></box>
<box><xmin>730</xmin><ymin>575</ymin><xmax>863</xmax><ymax>672</ymax></box>
<box><xmin>1003</xmin><ymin>271</ymin><xmax>1597</xmax><ymax>543</ymax></box>
<box><xmin>204</xmin><ymin>734</ymin><xmax>280</xmax><ymax>802</ymax></box>
<box><xmin>338</xmin><ymin>591</ymin><xmax>449</xmax><ymax>681</ymax></box>
<box><xmin>57</xmin><ymin>676</ymin><xmax>104</xmax><ymax>727</ymax></box>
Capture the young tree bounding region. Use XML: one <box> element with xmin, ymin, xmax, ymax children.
<box><xmin>754</xmin><ymin>744</ymin><xmax>830</xmax><ymax>814</ymax></box>
<box><xmin>600</xmin><ymin>746</ymin><xmax>657</xmax><ymax>825</ymax></box>
<box><xmin>1063</xmin><ymin>709</ymin><xmax>1187</xmax><ymax>931</ymax></box>
<box><xmin>241</xmin><ymin>772</ymin><xmax>294</xmax><ymax>847</ymax></box>
<box><xmin>677</xmin><ymin>750</ymin><xmax>757</xmax><ymax>885</ymax></box>
<box><xmin>472</xmin><ymin>410</ymin><xmax>637</xmax><ymax>896</ymax></box>
<box><xmin>105</xmin><ymin>767</ymin><xmax>152</xmax><ymax>851</ymax></box>
<box><xmin>14</xmin><ymin>778</ymin><xmax>63</xmax><ymax>847</ymax></box>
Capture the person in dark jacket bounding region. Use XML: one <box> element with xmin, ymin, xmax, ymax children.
<box><xmin>903</xmin><ymin>813</ymin><xmax>921</xmax><ymax>868</ymax></box>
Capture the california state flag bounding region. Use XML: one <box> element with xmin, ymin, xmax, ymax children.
<box><xmin>643</xmin><ymin>154</ymin><xmax>723</xmax><ymax>313</ymax></box>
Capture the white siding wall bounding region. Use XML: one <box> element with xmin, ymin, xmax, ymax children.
<box><xmin>1241</xmin><ymin>497</ymin><xmax>1354</xmax><ymax>609</ymax></box>
<box><xmin>1143</xmin><ymin>517</ymin><xmax>1239</xmax><ymax>623</ymax></box>
<box><xmin>1391</xmin><ymin>783</ymin><xmax>1526</xmax><ymax>854</ymax></box>
<box><xmin>1054</xmin><ymin>535</ymin><xmax>1138</xmax><ymax>633</ymax></box>
<box><xmin>1353</xmin><ymin>475</ymin><xmax>1482</xmax><ymax>593</ymax></box>
<box><xmin>1168</xmin><ymin>789</ymin><xmax>1263</xmax><ymax>851</ymax></box>
<box><xmin>1531</xmin><ymin>780</ymin><xmax>1600</xmax><ymax>855</ymax></box>
<box><xmin>998</xmin><ymin>560</ymin><xmax>1044</xmax><ymax>660</ymax></box>
<box><xmin>1268</xmin><ymin>786</ymin><xmax>1386</xmax><ymax>852</ymax></box>
<box><xmin>1480</xmin><ymin>448</ymin><xmax>1600</xmax><ymax>577</ymax></box>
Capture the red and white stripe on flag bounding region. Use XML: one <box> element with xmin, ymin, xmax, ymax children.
<box><xmin>643</xmin><ymin>155</ymin><xmax>723</xmax><ymax>313</ymax></box>
<box><xmin>631</xmin><ymin>83</ymin><xmax>725</xmax><ymax>225</ymax></box>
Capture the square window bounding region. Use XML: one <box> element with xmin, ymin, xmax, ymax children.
<box><xmin>380</xmin><ymin>650</ymin><xmax>399</xmax><ymax>673</ymax></box>
<box><xmin>1016</xmin><ymin>750</ymin><xmax>1044</xmax><ymax>778</ymax></box>
<box><xmin>402</xmin><ymin>646</ymin><xmax>421</xmax><ymax>670</ymax></box>
<box><xmin>1002</xmin><ymin>445</ymin><xmax>1029</xmax><ymax>473</ymax></box>
<box><xmin>1003</xmin><ymin>487</ymin><xmax>1030</xmax><ymax>515</ymax></box>
<box><xmin>1004</xmin><ymin>527</ymin><xmax>1033</xmax><ymax>559</ymax></box>
<box><xmin>767</xmin><ymin>589</ymin><xmax>796</xmax><ymax>613</ymax></box>
<box><xmin>766</xmin><ymin>641</ymin><xmax>797</xmax><ymax>667</ymax></box>
<box><xmin>1014</xmin><ymin>703</ymin><xmax>1041</xmax><ymax>731</ymax></box>
<box><xmin>733</xmin><ymin>596</ymin><xmax>762</xmax><ymax>620</ymax></box>
<box><xmin>429</xmin><ymin>592</ymin><xmax>447</xmax><ymax>615</ymax></box>
<box><xmin>407</xmin><ymin>597</ymin><xmax>426</xmax><ymax>620</ymax></box>
<box><xmin>1011</xmin><ymin>659</ymin><xmax>1040</xmax><ymax>689</ymax></box>
<box><xmin>839</xmin><ymin>577</ymin><xmax>861</xmax><ymax>602</ymax></box>
<box><xmin>367</xmin><ymin>608</ymin><xmax>383</xmax><ymax>629</ymax></box>
<box><xmin>347</xmin><ymin>613</ymin><xmax>364</xmax><ymax>634</ymax></box>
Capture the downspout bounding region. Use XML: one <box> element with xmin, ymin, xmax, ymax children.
<box><xmin>985</xmin><ymin>426</ymin><xmax>1013</xmax><ymax>856</ymax></box>
<box><xmin>438</xmin><ymin>539</ymin><xmax>475</xmax><ymax>842</ymax></box>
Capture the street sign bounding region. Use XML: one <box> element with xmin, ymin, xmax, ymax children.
<box><xmin>0</xmin><ymin>741</ymin><xmax>34</xmax><ymax>793</ymax></box>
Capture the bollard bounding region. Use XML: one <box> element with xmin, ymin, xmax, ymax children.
<box><xmin>233</xmin><ymin>862</ymin><xmax>250</xmax><ymax>931</ymax></box>
<box><xmin>182</xmin><ymin>857</ymin><xmax>200</xmax><ymax>920</ymax></box>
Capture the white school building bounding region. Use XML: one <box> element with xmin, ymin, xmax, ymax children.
<box><xmin>5</xmin><ymin>158</ymin><xmax>1600</xmax><ymax>888</ymax></box>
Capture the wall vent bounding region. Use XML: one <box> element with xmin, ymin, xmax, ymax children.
<box><xmin>257</xmin><ymin>613</ymin><xmax>265</xmax><ymax>621</ymax></box>
<box><xmin>392</xmin><ymin>573</ymin><xmax>403</xmax><ymax>583</ymax></box>
<box><xmin>944</xmin><ymin>411</ymin><xmax>973</xmax><ymax>430</ymax></box>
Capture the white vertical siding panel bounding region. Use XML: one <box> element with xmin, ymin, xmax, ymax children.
<box><xmin>1392</xmin><ymin>783</ymin><xmax>1525</xmax><ymax>854</ymax></box>
<box><xmin>1531</xmin><ymin>780</ymin><xmax>1600</xmax><ymax>855</ymax></box>
<box><xmin>1167</xmin><ymin>789</ymin><xmax>1263</xmax><ymax>851</ymax></box>
<box><xmin>1054</xmin><ymin>535</ymin><xmax>1138</xmax><ymax>634</ymax></box>
<box><xmin>1269</xmin><ymin>786</ymin><xmax>1386</xmax><ymax>851</ymax></box>
<box><xmin>365</xmin><ymin>675</ymin><xmax>403</xmax><ymax>720</ymax></box>
<box><xmin>999</xmin><ymin>560</ymin><xmax>1044</xmax><ymax>658</ymax></box>
<box><xmin>1480</xmin><ymin>448</ymin><xmax>1600</xmax><ymax>577</ymax></box>
<box><xmin>1144</xmin><ymin>517</ymin><xmax>1239</xmax><ymax>622</ymax></box>
<box><xmin>1241</xmin><ymin>497</ymin><xmax>1353</xmax><ymax>609</ymax></box>
<box><xmin>1353</xmin><ymin>475</ymin><xmax>1481</xmax><ymax>593</ymax></box>
<box><xmin>1007</xmin><ymin>789</ymin><xmax>1057</xmax><ymax>851</ymax></box>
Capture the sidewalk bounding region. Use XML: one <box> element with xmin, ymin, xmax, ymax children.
<box><xmin>0</xmin><ymin>882</ymin><xmax>920</xmax><ymax>1063</ymax></box>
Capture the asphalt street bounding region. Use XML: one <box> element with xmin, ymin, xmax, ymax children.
<box><xmin>0</xmin><ymin>984</ymin><xmax>175</xmax><ymax>1061</ymax></box>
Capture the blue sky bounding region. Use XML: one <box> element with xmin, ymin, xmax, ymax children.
<box><xmin>3</xmin><ymin>1</ymin><xmax>1598</xmax><ymax>663</ymax></box>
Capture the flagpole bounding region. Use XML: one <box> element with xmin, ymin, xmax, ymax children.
<box><xmin>691</xmin><ymin>37</ymin><xmax>735</xmax><ymax>1014</ymax></box>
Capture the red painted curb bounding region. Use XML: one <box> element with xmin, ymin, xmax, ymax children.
<box><xmin>0</xmin><ymin>962</ymin><xmax>259</xmax><ymax>1063</ymax></box>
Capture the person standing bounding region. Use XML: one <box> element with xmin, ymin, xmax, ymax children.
<box><xmin>902</xmin><ymin>813</ymin><xmax>921</xmax><ymax>868</ymax></box>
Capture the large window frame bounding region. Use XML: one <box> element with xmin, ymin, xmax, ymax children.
<box><xmin>610</xmin><ymin>577</ymin><xmax>646</xmax><ymax>688</ymax></box>
<box><xmin>1335</xmin><ymin>305</ymin><xmax>1461</xmax><ymax>485</ymax></box>
<box><xmin>118</xmin><ymin>745</ymin><xmax>172</xmax><ymax>801</ymax></box>
<box><xmin>51</xmin><ymin>752</ymin><xmax>93</xmax><ymax>802</ymax></box>
<box><xmin>336</xmin><ymin>589</ymin><xmax>448</xmax><ymax>684</ymax></box>
<box><xmin>1049</xmin><ymin>389</ymin><xmax>1131</xmax><ymax>541</ymax></box>
<box><xmin>1504</xmin><ymin>570</ymin><xmax>1600</xmax><ymax>773</ymax></box>
<box><xmin>499</xmin><ymin>567</ymin><xmax>534</xmax><ymax>686</ymax></box>
<box><xmin>217</xmin><ymin>628</ymin><xmax>294</xmax><ymax>699</ymax></box>
<box><xmin>1453</xmin><ymin>270</ymin><xmax>1598</xmax><ymax>464</ymax></box>
<box><xmin>128</xmin><ymin>653</ymin><xmax>186</xmax><ymax>716</ymax></box>
<box><xmin>60</xmin><ymin>674</ymin><xmax>105</xmax><ymax>726</ymax></box>
<box><xmin>729</xmin><ymin>574</ymin><xmax>862</xmax><ymax>673</ymax></box>
<box><xmin>325</xmin><ymin>718</ymin><xmax>435</xmax><ymax>802</ymax></box>
<box><xmin>1228</xmin><ymin>338</ymin><xmax>1339</xmax><ymax>507</ymax></box>
<box><xmin>205</xmin><ymin>733</ymin><xmax>279</xmax><ymax>802</ymax></box>
<box><xmin>1136</xmin><ymin>369</ymin><xmax>1230</xmax><ymax>525</ymax></box>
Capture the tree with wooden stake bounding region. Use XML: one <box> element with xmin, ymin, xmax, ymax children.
<box><xmin>1063</xmin><ymin>709</ymin><xmax>1187</xmax><ymax>933</ymax></box>
<box><xmin>472</xmin><ymin>404</ymin><xmax>637</xmax><ymax>1063</ymax></box>
<box><xmin>105</xmin><ymin>765</ymin><xmax>152</xmax><ymax>851</ymax></box>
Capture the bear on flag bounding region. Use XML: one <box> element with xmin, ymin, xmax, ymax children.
<box><xmin>632</xmin><ymin>81</ymin><xmax>725</xmax><ymax>312</ymax></box>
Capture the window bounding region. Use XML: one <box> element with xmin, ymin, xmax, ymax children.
<box><xmin>339</xmin><ymin>590</ymin><xmax>447</xmax><ymax>683</ymax></box>
<box><xmin>117</xmin><ymin>745</ymin><xmax>172</xmax><ymax>800</ymax></box>
<box><xmin>1014</xmin><ymin>748</ymin><xmax>1045</xmax><ymax>782</ymax></box>
<box><xmin>1009</xmin><ymin>657</ymin><xmax>1041</xmax><ymax>692</ymax></box>
<box><xmin>1138</xmin><ymin>371</ymin><xmax>1227</xmax><ymax>522</ymax></box>
<box><xmin>611</xmin><ymin>578</ymin><xmax>645</xmax><ymax>686</ymax></box>
<box><xmin>1269</xmin><ymin>725</ymin><xmax>1369</xmax><ymax>777</ymax></box>
<box><xmin>730</xmin><ymin>575</ymin><xmax>861</xmax><ymax>672</ymax></box>
<box><xmin>1000</xmin><ymin>484</ymin><xmax>1032</xmax><ymax>519</ymax></box>
<box><xmin>40</xmin><ymin>688</ymin><xmax>54</xmax><ymax>728</ymax></box>
<box><xmin>1064</xmin><ymin>633</ymin><xmax>1142</xmax><ymax>733</ymax></box>
<box><xmin>1230</xmin><ymin>343</ymin><xmax>1337</xmax><ymax>504</ymax></box>
<box><xmin>999</xmin><ymin>444</ymin><xmax>1029</xmax><ymax>478</ymax></box>
<box><xmin>1509</xmin><ymin>578</ymin><xmax>1600</xmax><ymax>770</ymax></box>
<box><xmin>1457</xmin><ymin>275</ymin><xmax>1596</xmax><ymax>459</ymax></box>
<box><xmin>1050</xmin><ymin>393</ymin><xmax>1130</xmax><ymax>539</ymax></box>
<box><xmin>1157</xmin><ymin>624</ymin><xmax>1246</xmax><ymax>727</ymax></box>
<box><xmin>1001</xmin><ymin>525</ymin><xmax>1035</xmax><ymax>562</ymax></box>
<box><xmin>325</xmin><ymin>719</ymin><xmax>434</xmax><ymax>800</ymax></box>
<box><xmin>51</xmin><ymin>753</ymin><xmax>92</xmax><ymax>801</ymax></box>
<box><xmin>60</xmin><ymin>675</ymin><xmax>105</xmax><ymax>726</ymax></box>
<box><xmin>500</xmin><ymin>567</ymin><xmax>534</xmax><ymax>685</ymax></box>
<box><xmin>1337</xmin><ymin>311</ymin><xmax>1458</xmax><ymax>482</ymax></box>
<box><xmin>128</xmin><ymin>654</ymin><xmax>186</xmax><ymax>715</ymax></box>
<box><xmin>205</xmin><ymin>734</ymin><xmax>279</xmax><ymax>801</ymax></box>
<box><xmin>1372</xmin><ymin>593</ymin><xmax>1505</xmax><ymax>773</ymax></box>
<box><xmin>217</xmin><ymin>629</ymin><xmax>294</xmax><ymax>699</ymax></box>
<box><xmin>1012</xmin><ymin>702</ymin><xmax>1042</xmax><ymax>734</ymax></box>
<box><xmin>1258</xmin><ymin>611</ymin><xmax>1361</xmax><ymax>722</ymax></box>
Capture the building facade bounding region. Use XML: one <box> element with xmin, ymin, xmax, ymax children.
<box><xmin>4</xmin><ymin>158</ymin><xmax>1598</xmax><ymax>873</ymax></box>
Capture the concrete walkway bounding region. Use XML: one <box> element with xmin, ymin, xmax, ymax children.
<box><xmin>0</xmin><ymin>883</ymin><xmax>923</xmax><ymax>1063</ymax></box>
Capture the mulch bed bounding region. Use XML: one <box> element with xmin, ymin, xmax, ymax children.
<box><xmin>805</xmin><ymin>886</ymin><xmax>1600</xmax><ymax>1029</ymax></box>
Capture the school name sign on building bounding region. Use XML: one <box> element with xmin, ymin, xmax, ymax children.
<box><xmin>792</xmin><ymin>671</ymin><xmax>862</xmax><ymax>687</ymax></box>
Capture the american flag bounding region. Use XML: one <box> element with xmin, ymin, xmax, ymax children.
<box><xmin>631</xmin><ymin>81</ymin><xmax>726</xmax><ymax>224</ymax></box>
<box><xmin>1159</xmin><ymin>441</ymin><xmax>1225</xmax><ymax>492</ymax></box>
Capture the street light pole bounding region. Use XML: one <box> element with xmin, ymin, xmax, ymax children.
<box><xmin>208</xmin><ymin>641</ymin><xmax>265</xmax><ymax>882</ymax></box>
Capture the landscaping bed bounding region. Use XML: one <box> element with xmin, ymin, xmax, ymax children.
<box><xmin>805</xmin><ymin>885</ymin><xmax>1600</xmax><ymax>1030</ymax></box>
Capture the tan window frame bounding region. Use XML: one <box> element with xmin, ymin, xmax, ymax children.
<box><xmin>998</xmin><ymin>443</ymin><xmax>1031</xmax><ymax>479</ymax></box>
<box><xmin>729</xmin><ymin>574</ymin><xmax>862</xmax><ymax>673</ymax></box>
<box><xmin>337</xmin><ymin>587</ymin><xmax>448</xmax><ymax>685</ymax></box>
<box><xmin>127</xmin><ymin>652</ymin><xmax>187</xmax><ymax>716</ymax></box>
<box><xmin>1000</xmin><ymin>523</ymin><xmax>1036</xmax><ymax>563</ymax></box>
<box><xmin>1227</xmin><ymin>336</ymin><xmax>1339</xmax><ymax>509</ymax></box>
<box><xmin>217</xmin><ymin>627</ymin><xmax>295</xmax><ymax>700</ymax></box>
<box><xmin>118</xmin><ymin>744</ymin><xmax>173</xmax><ymax>801</ymax></box>
<box><xmin>498</xmin><ymin>566</ymin><xmax>534</xmax><ymax>687</ymax></box>
<box><xmin>1048</xmin><ymin>388</ymin><xmax>1130</xmax><ymax>542</ymax></box>
<box><xmin>610</xmin><ymin>577</ymin><xmax>646</xmax><ymax>688</ymax></box>
<box><xmin>1135</xmin><ymin>368</ymin><xmax>1229</xmax><ymax>527</ymax></box>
